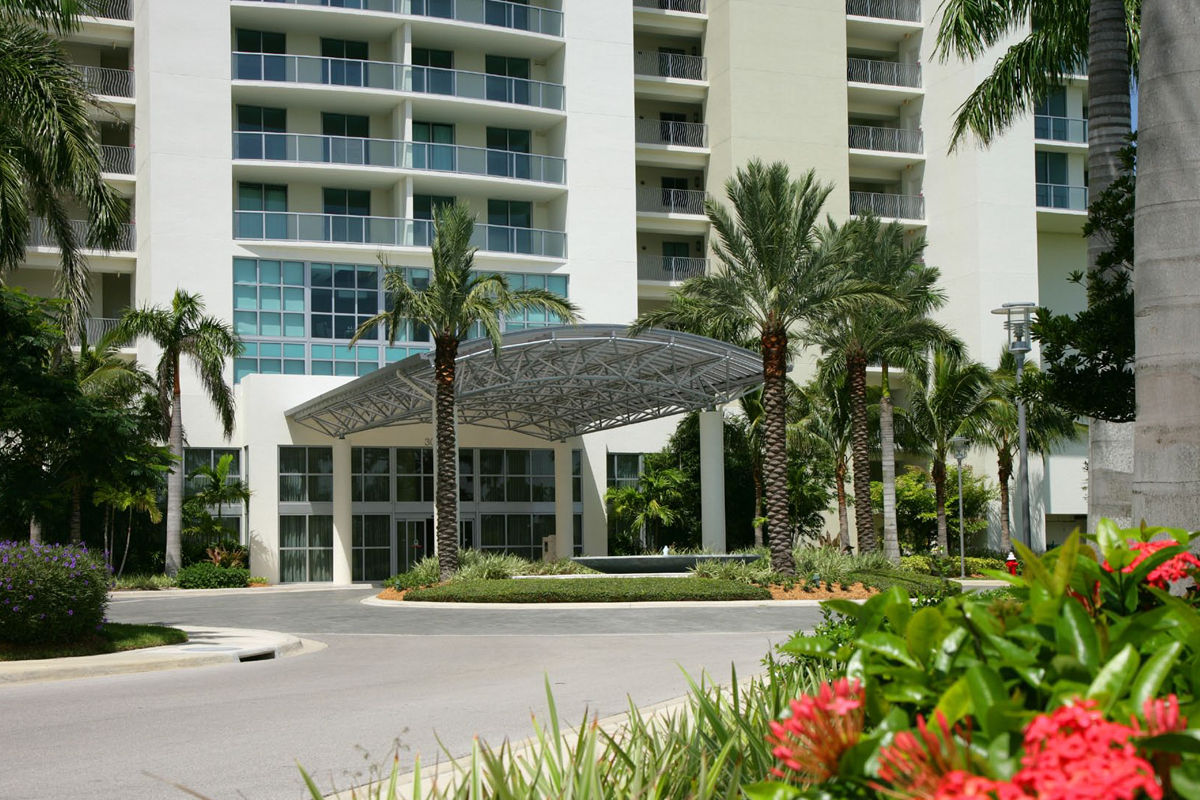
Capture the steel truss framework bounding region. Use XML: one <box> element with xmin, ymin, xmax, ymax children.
<box><xmin>287</xmin><ymin>325</ymin><xmax>764</xmax><ymax>441</ymax></box>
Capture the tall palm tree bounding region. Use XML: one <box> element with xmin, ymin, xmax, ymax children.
<box><xmin>934</xmin><ymin>0</ymin><xmax>1139</xmax><ymax>529</ymax></box>
<box><xmin>352</xmin><ymin>202</ymin><xmax>578</xmax><ymax>581</ymax></box>
<box><xmin>631</xmin><ymin>160</ymin><xmax>877</xmax><ymax>576</ymax></box>
<box><xmin>905</xmin><ymin>350</ymin><xmax>997</xmax><ymax>553</ymax></box>
<box><xmin>738</xmin><ymin>380</ymin><xmax>804</xmax><ymax>548</ymax></box>
<box><xmin>970</xmin><ymin>351</ymin><xmax>1082</xmax><ymax>552</ymax></box>
<box><xmin>0</xmin><ymin>0</ymin><xmax>129</xmax><ymax>331</ymax></box>
<box><xmin>117</xmin><ymin>291</ymin><xmax>240</xmax><ymax>576</ymax></box>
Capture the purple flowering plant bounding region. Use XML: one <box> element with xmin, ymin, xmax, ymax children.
<box><xmin>0</xmin><ymin>542</ymin><xmax>110</xmax><ymax>644</ymax></box>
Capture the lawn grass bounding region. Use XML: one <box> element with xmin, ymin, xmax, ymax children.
<box><xmin>110</xmin><ymin>573</ymin><xmax>177</xmax><ymax>591</ymax></box>
<box><xmin>402</xmin><ymin>577</ymin><xmax>772</xmax><ymax>603</ymax></box>
<box><xmin>0</xmin><ymin>623</ymin><xmax>187</xmax><ymax>662</ymax></box>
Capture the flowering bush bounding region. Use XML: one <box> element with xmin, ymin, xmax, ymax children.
<box><xmin>1104</xmin><ymin>539</ymin><xmax>1200</xmax><ymax>589</ymax></box>
<box><xmin>0</xmin><ymin>541</ymin><xmax>110</xmax><ymax>644</ymax></box>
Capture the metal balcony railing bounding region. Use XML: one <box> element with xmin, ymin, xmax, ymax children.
<box><xmin>848</xmin><ymin>124</ymin><xmax>924</xmax><ymax>154</ymax></box>
<box><xmin>1034</xmin><ymin>115</ymin><xmax>1088</xmax><ymax>144</ymax></box>
<box><xmin>69</xmin><ymin>317</ymin><xmax>129</xmax><ymax>345</ymax></box>
<box><xmin>232</xmin><ymin>132</ymin><xmax>566</xmax><ymax>183</ymax></box>
<box><xmin>634</xmin><ymin>118</ymin><xmax>708</xmax><ymax>148</ymax></box>
<box><xmin>233</xmin><ymin>211</ymin><xmax>567</xmax><ymax>257</ymax></box>
<box><xmin>236</xmin><ymin>0</ymin><xmax>563</xmax><ymax>37</ymax></box>
<box><xmin>101</xmin><ymin>145</ymin><xmax>134</xmax><ymax>175</ymax></box>
<box><xmin>849</xmin><ymin>191</ymin><xmax>925</xmax><ymax>220</ymax></box>
<box><xmin>846</xmin><ymin>57</ymin><xmax>922</xmax><ymax>88</ymax></box>
<box><xmin>85</xmin><ymin>0</ymin><xmax>132</xmax><ymax>20</ymax></box>
<box><xmin>1036</xmin><ymin>184</ymin><xmax>1088</xmax><ymax>211</ymax></box>
<box><xmin>231</xmin><ymin>53</ymin><xmax>566</xmax><ymax>111</ymax></box>
<box><xmin>845</xmin><ymin>0</ymin><xmax>920</xmax><ymax>22</ymax></box>
<box><xmin>27</xmin><ymin>218</ymin><xmax>135</xmax><ymax>252</ymax></box>
<box><xmin>79</xmin><ymin>66</ymin><xmax>134</xmax><ymax>98</ymax></box>
<box><xmin>634</xmin><ymin>51</ymin><xmax>707</xmax><ymax>81</ymax></box>
<box><xmin>636</xmin><ymin>186</ymin><xmax>709</xmax><ymax>215</ymax></box>
<box><xmin>637</xmin><ymin>255</ymin><xmax>708</xmax><ymax>282</ymax></box>
<box><xmin>633</xmin><ymin>0</ymin><xmax>706</xmax><ymax>12</ymax></box>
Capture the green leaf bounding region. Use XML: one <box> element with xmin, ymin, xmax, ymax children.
<box><xmin>936</xmin><ymin>677</ymin><xmax>971</xmax><ymax>727</ymax></box>
<box><xmin>1013</xmin><ymin>539</ymin><xmax>1055</xmax><ymax>593</ymax></box>
<box><xmin>1131</xmin><ymin>641</ymin><xmax>1183</xmax><ymax>710</ymax></box>
<box><xmin>906</xmin><ymin>607</ymin><xmax>949</xmax><ymax>667</ymax></box>
<box><xmin>881</xmin><ymin>586</ymin><xmax>913</xmax><ymax>636</ymax></box>
<box><xmin>1095</xmin><ymin>517</ymin><xmax>1126</xmax><ymax>565</ymax></box>
<box><xmin>965</xmin><ymin>665</ymin><xmax>1009</xmax><ymax>721</ymax></box>
<box><xmin>742</xmin><ymin>781</ymin><xmax>803</xmax><ymax>800</ymax></box>
<box><xmin>1171</xmin><ymin>761</ymin><xmax>1200</xmax><ymax>800</ymax></box>
<box><xmin>857</xmin><ymin>632</ymin><xmax>920</xmax><ymax>668</ymax></box>
<box><xmin>1086</xmin><ymin>644</ymin><xmax>1140</xmax><ymax>712</ymax></box>
<box><xmin>779</xmin><ymin>635</ymin><xmax>833</xmax><ymax>658</ymax></box>
<box><xmin>1140</xmin><ymin>732</ymin><xmax>1200</xmax><ymax>755</ymax></box>
<box><xmin>821</xmin><ymin>599</ymin><xmax>863</xmax><ymax>619</ymax></box>
<box><xmin>1055</xmin><ymin>598</ymin><xmax>1100</xmax><ymax>673</ymax></box>
<box><xmin>1050</xmin><ymin>531</ymin><xmax>1082</xmax><ymax>596</ymax></box>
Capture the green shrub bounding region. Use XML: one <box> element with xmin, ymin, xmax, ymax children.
<box><xmin>792</xmin><ymin>546</ymin><xmax>892</xmax><ymax>584</ymax></box>
<box><xmin>111</xmin><ymin>573</ymin><xmax>176</xmax><ymax>591</ymax></box>
<box><xmin>900</xmin><ymin>553</ymin><xmax>1007</xmax><ymax>576</ymax></box>
<box><xmin>385</xmin><ymin>551</ymin><xmax>599</xmax><ymax>591</ymax></box>
<box><xmin>383</xmin><ymin>556</ymin><xmax>440</xmax><ymax>591</ymax></box>
<box><xmin>404</xmin><ymin>577</ymin><xmax>771</xmax><ymax>603</ymax></box>
<box><xmin>0</xmin><ymin>542</ymin><xmax>110</xmax><ymax>644</ymax></box>
<box><xmin>175</xmin><ymin>562</ymin><xmax>250</xmax><ymax>589</ymax></box>
<box><xmin>844</xmin><ymin>566</ymin><xmax>960</xmax><ymax>598</ymax></box>
<box><xmin>690</xmin><ymin>556</ymin><xmax>774</xmax><ymax>585</ymax></box>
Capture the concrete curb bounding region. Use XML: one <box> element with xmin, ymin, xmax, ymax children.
<box><xmin>110</xmin><ymin>584</ymin><xmax>377</xmax><ymax>599</ymax></box>
<box><xmin>361</xmin><ymin>595</ymin><xmax>833</xmax><ymax>610</ymax></box>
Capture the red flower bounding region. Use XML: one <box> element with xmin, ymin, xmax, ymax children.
<box><xmin>875</xmin><ymin>711</ymin><xmax>973</xmax><ymax>798</ymax></box>
<box><xmin>929</xmin><ymin>771</ymin><xmax>1026</xmax><ymax>800</ymax></box>
<box><xmin>1103</xmin><ymin>540</ymin><xmax>1200</xmax><ymax>589</ymax></box>
<box><xmin>1142</xmin><ymin>694</ymin><xmax>1188</xmax><ymax>736</ymax></box>
<box><xmin>766</xmin><ymin>678</ymin><xmax>864</xmax><ymax>783</ymax></box>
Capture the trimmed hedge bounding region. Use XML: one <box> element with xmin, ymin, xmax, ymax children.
<box><xmin>0</xmin><ymin>542</ymin><xmax>110</xmax><ymax>644</ymax></box>
<box><xmin>175</xmin><ymin>562</ymin><xmax>250</xmax><ymax>589</ymax></box>
<box><xmin>846</xmin><ymin>567</ymin><xmax>960</xmax><ymax>598</ymax></box>
<box><xmin>900</xmin><ymin>554</ymin><xmax>1007</xmax><ymax>576</ymax></box>
<box><xmin>403</xmin><ymin>577</ymin><xmax>772</xmax><ymax>603</ymax></box>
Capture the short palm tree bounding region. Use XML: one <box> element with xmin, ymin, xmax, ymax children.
<box><xmin>631</xmin><ymin>160</ymin><xmax>877</xmax><ymax>576</ymax></box>
<box><xmin>118</xmin><ymin>291</ymin><xmax>241</xmax><ymax>576</ymax></box>
<box><xmin>604</xmin><ymin>465</ymin><xmax>686</xmax><ymax>552</ymax></box>
<box><xmin>93</xmin><ymin>482</ymin><xmax>161</xmax><ymax>577</ymax></box>
<box><xmin>0</xmin><ymin>0</ymin><xmax>129</xmax><ymax>331</ymax></box>
<box><xmin>791</xmin><ymin>377</ymin><xmax>855</xmax><ymax>551</ymax></box>
<box><xmin>185</xmin><ymin>453</ymin><xmax>251</xmax><ymax>536</ymax></box>
<box><xmin>352</xmin><ymin>202</ymin><xmax>579</xmax><ymax>581</ymax></box>
<box><xmin>905</xmin><ymin>350</ymin><xmax>997</xmax><ymax>553</ymax></box>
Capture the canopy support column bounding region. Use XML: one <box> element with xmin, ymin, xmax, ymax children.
<box><xmin>699</xmin><ymin>409</ymin><xmax>726</xmax><ymax>554</ymax></box>
<box><xmin>332</xmin><ymin>437</ymin><xmax>353</xmax><ymax>585</ymax></box>
<box><xmin>554</xmin><ymin>441</ymin><xmax>574</xmax><ymax>560</ymax></box>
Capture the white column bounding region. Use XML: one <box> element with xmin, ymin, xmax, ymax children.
<box><xmin>580</xmin><ymin>437</ymin><xmax>608</xmax><ymax>555</ymax></box>
<box><xmin>699</xmin><ymin>410</ymin><xmax>726</xmax><ymax>553</ymax></box>
<box><xmin>332</xmin><ymin>438</ymin><xmax>353</xmax><ymax>584</ymax></box>
<box><xmin>554</xmin><ymin>441</ymin><xmax>574</xmax><ymax>559</ymax></box>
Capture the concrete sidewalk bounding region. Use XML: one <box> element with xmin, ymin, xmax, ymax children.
<box><xmin>0</xmin><ymin>625</ymin><xmax>322</xmax><ymax>686</ymax></box>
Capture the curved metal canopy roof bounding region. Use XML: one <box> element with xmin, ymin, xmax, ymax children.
<box><xmin>287</xmin><ymin>325</ymin><xmax>764</xmax><ymax>441</ymax></box>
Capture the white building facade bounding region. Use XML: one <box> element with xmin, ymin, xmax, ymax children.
<box><xmin>15</xmin><ymin>0</ymin><xmax>1090</xmax><ymax>580</ymax></box>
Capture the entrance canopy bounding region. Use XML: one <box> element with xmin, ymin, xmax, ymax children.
<box><xmin>287</xmin><ymin>325</ymin><xmax>763</xmax><ymax>441</ymax></box>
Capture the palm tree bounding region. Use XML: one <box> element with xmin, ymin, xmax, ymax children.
<box><xmin>905</xmin><ymin>350</ymin><xmax>997</xmax><ymax>553</ymax></box>
<box><xmin>117</xmin><ymin>291</ymin><xmax>240</xmax><ymax>576</ymax></box>
<box><xmin>185</xmin><ymin>453</ymin><xmax>251</xmax><ymax>537</ymax></box>
<box><xmin>970</xmin><ymin>351</ymin><xmax>1082</xmax><ymax>552</ymax></box>
<box><xmin>791</xmin><ymin>377</ymin><xmax>855</xmax><ymax>551</ymax></box>
<box><xmin>811</xmin><ymin>216</ymin><xmax>959</xmax><ymax>560</ymax></box>
<box><xmin>352</xmin><ymin>202</ymin><xmax>579</xmax><ymax>581</ymax></box>
<box><xmin>94</xmin><ymin>482</ymin><xmax>161</xmax><ymax>578</ymax></box>
<box><xmin>604</xmin><ymin>465</ymin><xmax>686</xmax><ymax>551</ymax></box>
<box><xmin>738</xmin><ymin>380</ymin><xmax>805</xmax><ymax>548</ymax></box>
<box><xmin>631</xmin><ymin>160</ymin><xmax>878</xmax><ymax>576</ymax></box>
<box><xmin>0</xmin><ymin>0</ymin><xmax>129</xmax><ymax>331</ymax></box>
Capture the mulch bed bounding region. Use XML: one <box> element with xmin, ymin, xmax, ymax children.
<box><xmin>767</xmin><ymin>582</ymin><xmax>878</xmax><ymax>600</ymax></box>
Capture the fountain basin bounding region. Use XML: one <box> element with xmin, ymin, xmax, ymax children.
<box><xmin>570</xmin><ymin>554</ymin><xmax>760</xmax><ymax>575</ymax></box>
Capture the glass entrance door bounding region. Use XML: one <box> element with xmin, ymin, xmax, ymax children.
<box><xmin>396</xmin><ymin>516</ymin><xmax>435</xmax><ymax>571</ymax></box>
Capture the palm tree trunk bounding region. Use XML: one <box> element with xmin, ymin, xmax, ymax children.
<box><xmin>932</xmin><ymin>458</ymin><xmax>948</xmax><ymax>553</ymax></box>
<box><xmin>433</xmin><ymin>337</ymin><xmax>460</xmax><ymax>582</ymax></box>
<box><xmin>118</xmin><ymin>509</ymin><xmax>133</xmax><ymax>579</ymax></box>
<box><xmin>847</xmin><ymin>354</ymin><xmax>875</xmax><ymax>553</ymax></box>
<box><xmin>1132</xmin><ymin>0</ymin><xmax>1200</xmax><ymax>528</ymax></box>
<box><xmin>70</xmin><ymin>485</ymin><xmax>82</xmax><ymax>543</ymax></box>
<box><xmin>29</xmin><ymin>516</ymin><xmax>41</xmax><ymax>545</ymax></box>
<box><xmin>751</xmin><ymin>463</ymin><xmax>764</xmax><ymax>548</ymax></box>
<box><xmin>1086</xmin><ymin>0</ymin><xmax>1136</xmax><ymax>531</ymax></box>
<box><xmin>997</xmin><ymin>459</ymin><xmax>1012</xmax><ymax>555</ymax></box>
<box><xmin>835</xmin><ymin>461</ymin><xmax>850</xmax><ymax>551</ymax></box>
<box><xmin>879</xmin><ymin>362</ymin><xmax>899</xmax><ymax>564</ymax></box>
<box><xmin>165</xmin><ymin>356</ymin><xmax>184</xmax><ymax>576</ymax></box>
<box><xmin>760</xmin><ymin>328</ymin><xmax>795</xmax><ymax>575</ymax></box>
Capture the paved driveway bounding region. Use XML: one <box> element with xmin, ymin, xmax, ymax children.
<box><xmin>0</xmin><ymin>589</ymin><xmax>820</xmax><ymax>800</ymax></box>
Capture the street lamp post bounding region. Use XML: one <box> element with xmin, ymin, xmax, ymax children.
<box><xmin>992</xmin><ymin>302</ymin><xmax>1035</xmax><ymax>550</ymax></box>
<box><xmin>950</xmin><ymin>435</ymin><xmax>969</xmax><ymax>579</ymax></box>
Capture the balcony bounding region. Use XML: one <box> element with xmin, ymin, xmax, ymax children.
<box><xmin>69</xmin><ymin>317</ymin><xmax>130</xmax><ymax>346</ymax></box>
<box><xmin>231</xmin><ymin>53</ymin><xmax>565</xmax><ymax>111</ymax></box>
<box><xmin>236</xmin><ymin>0</ymin><xmax>563</xmax><ymax>37</ymax></box>
<box><xmin>27</xmin><ymin>218</ymin><xmax>136</xmax><ymax>253</ymax></box>
<box><xmin>101</xmin><ymin>145</ymin><xmax>134</xmax><ymax>175</ymax></box>
<box><xmin>85</xmin><ymin>0</ymin><xmax>132</xmax><ymax>20</ymax></box>
<box><xmin>1036</xmin><ymin>184</ymin><xmax>1088</xmax><ymax>212</ymax></box>
<box><xmin>634</xmin><ymin>118</ymin><xmax>708</xmax><ymax>148</ymax></box>
<box><xmin>636</xmin><ymin>186</ymin><xmax>708</xmax><ymax>216</ymax></box>
<box><xmin>232</xmin><ymin>132</ymin><xmax>566</xmax><ymax>184</ymax></box>
<box><xmin>79</xmin><ymin>66</ymin><xmax>134</xmax><ymax>99</ymax></box>
<box><xmin>848</xmin><ymin>125</ymin><xmax>923</xmax><ymax>154</ymax></box>
<box><xmin>633</xmin><ymin>0</ymin><xmax>706</xmax><ymax>12</ymax></box>
<box><xmin>637</xmin><ymin>254</ymin><xmax>708</xmax><ymax>283</ymax></box>
<box><xmin>634</xmin><ymin>50</ymin><xmax>707</xmax><ymax>81</ymax></box>
<box><xmin>845</xmin><ymin>0</ymin><xmax>920</xmax><ymax>22</ymax></box>
<box><xmin>233</xmin><ymin>211</ymin><xmax>566</xmax><ymax>257</ymax></box>
<box><xmin>849</xmin><ymin>191</ymin><xmax>925</xmax><ymax>221</ymax></box>
<box><xmin>1034</xmin><ymin>115</ymin><xmax>1088</xmax><ymax>145</ymax></box>
<box><xmin>846</xmin><ymin>57</ymin><xmax>922</xmax><ymax>88</ymax></box>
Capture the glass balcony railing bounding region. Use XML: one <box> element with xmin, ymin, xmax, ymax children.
<box><xmin>845</xmin><ymin>0</ymin><xmax>920</xmax><ymax>22</ymax></box>
<box><xmin>846</xmin><ymin>57</ymin><xmax>922</xmax><ymax>88</ymax></box>
<box><xmin>85</xmin><ymin>0</ymin><xmax>132</xmax><ymax>20</ymax></box>
<box><xmin>101</xmin><ymin>145</ymin><xmax>134</xmax><ymax>175</ymax></box>
<box><xmin>232</xmin><ymin>132</ymin><xmax>566</xmax><ymax>183</ymax></box>
<box><xmin>1034</xmin><ymin>115</ymin><xmax>1088</xmax><ymax>144</ymax></box>
<box><xmin>27</xmin><ymin>218</ymin><xmax>136</xmax><ymax>252</ymax></box>
<box><xmin>239</xmin><ymin>0</ymin><xmax>563</xmax><ymax>37</ymax></box>
<box><xmin>849</xmin><ymin>191</ymin><xmax>925</xmax><ymax>220</ymax></box>
<box><xmin>233</xmin><ymin>211</ymin><xmax>567</xmax><ymax>257</ymax></box>
<box><xmin>636</xmin><ymin>186</ymin><xmax>709</xmax><ymax>216</ymax></box>
<box><xmin>1036</xmin><ymin>184</ymin><xmax>1088</xmax><ymax>211</ymax></box>
<box><xmin>634</xmin><ymin>118</ymin><xmax>708</xmax><ymax>148</ymax></box>
<box><xmin>78</xmin><ymin>66</ymin><xmax>134</xmax><ymax>98</ymax></box>
<box><xmin>637</xmin><ymin>254</ymin><xmax>708</xmax><ymax>282</ymax></box>
<box><xmin>231</xmin><ymin>53</ymin><xmax>566</xmax><ymax>111</ymax></box>
<box><xmin>633</xmin><ymin>0</ymin><xmax>706</xmax><ymax>13</ymax></box>
<box><xmin>848</xmin><ymin>124</ymin><xmax>924</xmax><ymax>154</ymax></box>
<box><xmin>634</xmin><ymin>51</ymin><xmax>707</xmax><ymax>81</ymax></box>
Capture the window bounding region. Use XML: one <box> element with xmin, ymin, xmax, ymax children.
<box><xmin>183</xmin><ymin>448</ymin><xmax>242</xmax><ymax>497</ymax></box>
<box><xmin>396</xmin><ymin>447</ymin><xmax>434</xmax><ymax>502</ymax></box>
<box><xmin>322</xmin><ymin>113</ymin><xmax>369</xmax><ymax>138</ymax></box>
<box><xmin>486</xmin><ymin>127</ymin><xmax>531</xmax><ymax>178</ymax></box>
<box><xmin>479</xmin><ymin>513</ymin><xmax>554</xmax><ymax>560</ymax></box>
<box><xmin>1036</xmin><ymin>152</ymin><xmax>1069</xmax><ymax>185</ymax></box>
<box><xmin>323</xmin><ymin>188</ymin><xmax>371</xmax><ymax>243</ymax></box>
<box><xmin>413</xmin><ymin>48</ymin><xmax>454</xmax><ymax>95</ymax></box>
<box><xmin>1034</xmin><ymin>88</ymin><xmax>1068</xmax><ymax>118</ymax></box>
<box><xmin>459</xmin><ymin>449</ymin><xmax>475</xmax><ymax>502</ymax></box>
<box><xmin>233</xmin><ymin>258</ymin><xmax>306</xmax><ymax>342</ymax></box>
<box><xmin>236</xmin><ymin>183</ymin><xmax>287</xmax><ymax>239</ymax></box>
<box><xmin>237</xmin><ymin>29</ymin><xmax>286</xmax><ymax>54</ymax></box>
<box><xmin>478</xmin><ymin>449</ymin><xmax>554</xmax><ymax>503</ymax></box>
<box><xmin>236</xmin><ymin>342</ymin><xmax>307</xmax><ymax>381</ymax></box>
<box><xmin>321</xmin><ymin>38</ymin><xmax>369</xmax><ymax>86</ymax></box>
<box><xmin>486</xmin><ymin>199</ymin><xmax>532</xmax><ymax>254</ymax></box>
<box><xmin>237</xmin><ymin>105</ymin><xmax>286</xmax><ymax>133</ymax></box>
<box><xmin>352</xmin><ymin>447</ymin><xmax>390</xmax><ymax>502</ymax></box>
<box><xmin>485</xmin><ymin>55</ymin><xmax>531</xmax><ymax>103</ymax></box>
<box><xmin>352</xmin><ymin>515</ymin><xmax>391</xmax><ymax>581</ymax></box>
<box><xmin>572</xmin><ymin>450</ymin><xmax>582</xmax><ymax>503</ymax></box>
<box><xmin>311</xmin><ymin>262</ymin><xmax>378</xmax><ymax>341</ymax></box>
<box><xmin>607</xmin><ymin>453</ymin><xmax>643</xmax><ymax>488</ymax></box>
<box><xmin>311</xmin><ymin>344</ymin><xmax>381</xmax><ymax>377</ymax></box>
<box><xmin>502</xmin><ymin>272</ymin><xmax>568</xmax><ymax>330</ymax></box>
<box><xmin>488</xmin><ymin>199</ymin><xmax>531</xmax><ymax>228</ymax></box>
<box><xmin>574</xmin><ymin>513</ymin><xmax>583</xmax><ymax>557</ymax></box>
<box><xmin>660</xmin><ymin>111</ymin><xmax>688</xmax><ymax>145</ymax></box>
<box><xmin>413</xmin><ymin>121</ymin><xmax>455</xmax><ymax>171</ymax></box>
<box><xmin>279</xmin><ymin>446</ymin><xmax>333</xmax><ymax>503</ymax></box>
<box><xmin>413</xmin><ymin>48</ymin><xmax>453</xmax><ymax>68</ymax></box>
<box><xmin>661</xmin><ymin>176</ymin><xmax>690</xmax><ymax>212</ymax></box>
<box><xmin>414</xmin><ymin>195</ymin><xmax>456</xmax><ymax>246</ymax></box>
<box><xmin>235</xmin><ymin>29</ymin><xmax>286</xmax><ymax>81</ymax></box>
<box><xmin>235</xmin><ymin>106</ymin><xmax>287</xmax><ymax>160</ymax></box>
<box><xmin>279</xmin><ymin>515</ymin><xmax>333</xmax><ymax>582</ymax></box>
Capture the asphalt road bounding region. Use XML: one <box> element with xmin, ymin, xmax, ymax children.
<box><xmin>0</xmin><ymin>589</ymin><xmax>821</xmax><ymax>800</ymax></box>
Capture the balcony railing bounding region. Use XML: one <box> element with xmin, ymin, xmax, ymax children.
<box><xmin>69</xmin><ymin>317</ymin><xmax>129</xmax><ymax>346</ymax></box>
<box><xmin>634</xmin><ymin>118</ymin><xmax>708</xmax><ymax>148</ymax></box>
<box><xmin>849</xmin><ymin>191</ymin><xmax>925</xmax><ymax>220</ymax></box>
<box><xmin>233</xmin><ymin>211</ymin><xmax>566</xmax><ymax>257</ymax></box>
<box><xmin>848</xmin><ymin>124</ymin><xmax>923</xmax><ymax>154</ymax></box>
<box><xmin>237</xmin><ymin>0</ymin><xmax>563</xmax><ymax>37</ymax></box>
<box><xmin>232</xmin><ymin>132</ymin><xmax>566</xmax><ymax>183</ymax></box>
<box><xmin>637</xmin><ymin>254</ymin><xmax>708</xmax><ymax>282</ymax></box>
<box><xmin>846</xmin><ymin>57</ymin><xmax>922</xmax><ymax>88</ymax></box>
<box><xmin>101</xmin><ymin>145</ymin><xmax>134</xmax><ymax>175</ymax></box>
<box><xmin>1036</xmin><ymin>184</ymin><xmax>1088</xmax><ymax>211</ymax></box>
<box><xmin>1034</xmin><ymin>115</ymin><xmax>1088</xmax><ymax>144</ymax></box>
<box><xmin>634</xmin><ymin>51</ymin><xmax>707</xmax><ymax>81</ymax></box>
<box><xmin>85</xmin><ymin>0</ymin><xmax>132</xmax><ymax>20</ymax></box>
<box><xmin>633</xmin><ymin>0</ymin><xmax>706</xmax><ymax>12</ymax></box>
<box><xmin>636</xmin><ymin>186</ymin><xmax>709</xmax><ymax>216</ymax></box>
<box><xmin>79</xmin><ymin>66</ymin><xmax>134</xmax><ymax>98</ymax></box>
<box><xmin>845</xmin><ymin>0</ymin><xmax>920</xmax><ymax>22</ymax></box>
<box><xmin>231</xmin><ymin>53</ymin><xmax>566</xmax><ymax>111</ymax></box>
<box><xmin>28</xmin><ymin>218</ymin><xmax>136</xmax><ymax>252</ymax></box>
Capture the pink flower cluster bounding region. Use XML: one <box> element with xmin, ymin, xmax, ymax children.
<box><xmin>1104</xmin><ymin>539</ymin><xmax>1200</xmax><ymax>589</ymax></box>
<box><xmin>766</xmin><ymin>677</ymin><xmax>864</xmax><ymax>783</ymax></box>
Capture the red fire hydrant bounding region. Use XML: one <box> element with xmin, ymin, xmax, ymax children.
<box><xmin>1006</xmin><ymin>551</ymin><xmax>1019</xmax><ymax>576</ymax></box>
